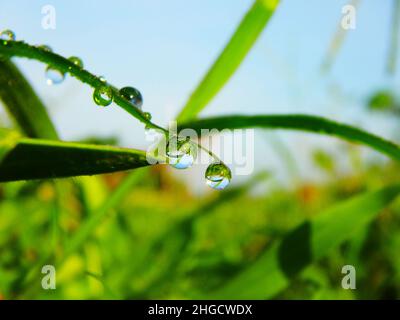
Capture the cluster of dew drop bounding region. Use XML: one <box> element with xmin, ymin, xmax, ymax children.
<box><xmin>165</xmin><ymin>136</ymin><xmax>232</xmax><ymax>190</ymax></box>
<box><xmin>0</xmin><ymin>29</ymin><xmax>232</xmax><ymax>190</ymax></box>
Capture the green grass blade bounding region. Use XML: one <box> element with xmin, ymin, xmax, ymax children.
<box><xmin>387</xmin><ymin>0</ymin><xmax>400</xmax><ymax>74</ymax></box>
<box><xmin>0</xmin><ymin>128</ymin><xmax>20</xmax><ymax>163</ymax></box>
<box><xmin>176</xmin><ymin>0</ymin><xmax>280</xmax><ymax>122</ymax></box>
<box><xmin>179</xmin><ymin>114</ymin><xmax>400</xmax><ymax>162</ymax></box>
<box><xmin>0</xmin><ymin>60</ymin><xmax>58</xmax><ymax>139</ymax></box>
<box><xmin>0</xmin><ymin>138</ymin><xmax>159</xmax><ymax>182</ymax></box>
<box><xmin>205</xmin><ymin>184</ymin><xmax>400</xmax><ymax>299</ymax></box>
<box><xmin>321</xmin><ymin>0</ymin><xmax>360</xmax><ymax>73</ymax></box>
<box><xmin>64</xmin><ymin>168</ymin><xmax>148</xmax><ymax>256</ymax></box>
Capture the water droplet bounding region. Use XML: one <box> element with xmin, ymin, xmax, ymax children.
<box><xmin>37</xmin><ymin>45</ymin><xmax>52</xmax><ymax>52</ymax></box>
<box><xmin>119</xmin><ymin>86</ymin><xmax>143</xmax><ymax>109</ymax></box>
<box><xmin>93</xmin><ymin>86</ymin><xmax>113</xmax><ymax>107</ymax></box>
<box><xmin>167</xmin><ymin>136</ymin><xmax>197</xmax><ymax>169</ymax></box>
<box><xmin>68</xmin><ymin>56</ymin><xmax>84</xmax><ymax>68</ymax></box>
<box><xmin>45</xmin><ymin>66</ymin><xmax>65</xmax><ymax>85</ymax></box>
<box><xmin>205</xmin><ymin>163</ymin><xmax>231</xmax><ymax>190</ymax></box>
<box><xmin>143</xmin><ymin>112</ymin><xmax>152</xmax><ymax>121</ymax></box>
<box><xmin>0</xmin><ymin>29</ymin><xmax>15</xmax><ymax>41</ymax></box>
<box><xmin>99</xmin><ymin>76</ymin><xmax>106</xmax><ymax>83</ymax></box>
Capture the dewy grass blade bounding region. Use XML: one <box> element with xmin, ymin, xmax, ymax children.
<box><xmin>0</xmin><ymin>40</ymin><xmax>166</xmax><ymax>132</ymax></box>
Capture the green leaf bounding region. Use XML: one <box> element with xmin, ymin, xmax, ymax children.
<box><xmin>176</xmin><ymin>0</ymin><xmax>280</xmax><ymax>122</ymax></box>
<box><xmin>179</xmin><ymin>114</ymin><xmax>400</xmax><ymax>162</ymax></box>
<box><xmin>0</xmin><ymin>60</ymin><xmax>58</xmax><ymax>139</ymax></box>
<box><xmin>205</xmin><ymin>184</ymin><xmax>400</xmax><ymax>299</ymax></box>
<box><xmin>0</xmin><ymin>138</ymin><xmax>159</xmax><ymax>182</ymax></box>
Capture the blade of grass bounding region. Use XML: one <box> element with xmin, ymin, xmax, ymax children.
<box><xmin>0</xmin><ymin>138</ymin><xmax>160</xmax><ymax>182</ymax></box>
<box><xmin>387</xmin><ymin>0</ymin><xmax>400</xmax><ymax>75</ymax></box>
<box><xmin>0</xmin><ymin>41</ymin><xmax>165</xmax><ymax>132</ymax></box>
<box><xmin>64</xmin><ymin>168</ymin><xmax>148</xmax><ymax>256</ymax></box>
<box><xmin>179</xmin><ymin>114</ymin><xmax>400</xmax><ymax>162</ymax></box>
<box><xmin>321</xmin><ymin>0</ymin><xmax>360</xmax><ymax>73</ymax></box>
<box><xmin>0</xmin><ymin>60</ymin><xmax>58</xmax><ymax>139</ymax></box>
<box><xmin>0</xmin><ymin>128</ymin><xmax>20</xmax><ymax>163</ymax></box>
<box><xmin>204</xmin><ymin>184</ymin><xmax>400</xmax><ymax>299</ymax></box>
<box><xmin>176</xmin><ymin>0</ymin><xmax>280</xmax><ymax>121</ymax></box>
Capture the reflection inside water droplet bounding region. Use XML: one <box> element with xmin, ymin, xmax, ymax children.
<box><xmin>205</xmin><ymin>162</ymin><xmax>231</xmax><ymax>190</ymax></box>
<box><xmin>45</xmin><ymin>66</ymin><xmax>65</xmax><ymax>85</ymax></box>
<box><xmin>167</xmin><ymin>136</ymin><xmax>197</xmax><ymax>169</ymax></box>
<box><xmin>93</xmin><ymin>86</ymin><xmax>113</xmax><ymax>107</ymax></box>
<box><xmin>0</xmin><ymin>29</ymin><xmax>15</xmax><ymax>41</ymax></box>
<box><xmin>119</xmin><ymin>86</ymin><xmax>143</xmax><ymax>109</ymax></box>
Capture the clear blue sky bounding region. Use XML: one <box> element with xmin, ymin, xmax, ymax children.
<box><xmin>0</xmin><ymin>1</ymin><xmax>398</xmax><ymax>187</ymax></box>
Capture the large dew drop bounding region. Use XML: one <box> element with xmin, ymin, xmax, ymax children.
<box><xmin>68</xmin><ymin>56</ymin><xmax>84</xmax><ymax>68</ymax></box>
<box><xmin>0</xmin><ymin>29</ymin><xmax>15</xmax><ymax>41</ymax></box>
<box><xmin>45</xmin><ymin>66</ymin><xmax>65</xmax><ymax>85</ymax></box>
<box><xmin>93</xmin><ymin>86</ymin><xmax>113</xmax><ymax>107</ymax></box>
<box><xmin>205</xmin><ymin>163</ymin><xmax>231</xmax><ymax>190</ymax></box>
<box><xmin>119</xmin><ymin>86</ymin><xmax>143</xmax><ymax>109</ymax></box>
<box><xmin>166</xmin><ymin>136</ymin><xmax>197</xmax><ymax>170</ymax></box>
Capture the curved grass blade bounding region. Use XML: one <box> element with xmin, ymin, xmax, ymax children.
<box><xmin>205</xmin><ymin>184</ymin><xmax>400</xmax><ymax>299</ymax></box>
<box><xmin>179</xmin><ymin>114</ymin><xmax>400</xmax><ymax>162</ymax></box>
<box><xmin>176</xmin><ymin>0</ymin><xmax>280</xmax><ymax>122</ymax></box>
<box><xmin>0</xmin><ymin>138</ymin><xmax>160</xmax><ymax>182</ymax></box>
<box><xmin>0</xmin><ymin>60</ymin><xmax>58</xmax><ymax>139</ymax></box>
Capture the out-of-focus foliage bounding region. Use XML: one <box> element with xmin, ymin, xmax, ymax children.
<box><xmin>1</xmin><ymin>151</ymin><xmax>400</xmax><ymax>299</ymax></box>
<box><xmin>367</xmin><ymin>90</ymin><xmax>397</xmax><ymax>111</ymax></box>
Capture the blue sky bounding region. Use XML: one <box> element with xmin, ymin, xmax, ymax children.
<box><xmin>0</xmin><ymin>1</ymin><xmax>398</xmax><ymax>187</ymax></box>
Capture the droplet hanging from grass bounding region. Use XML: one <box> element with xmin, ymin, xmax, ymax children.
<box><xmin>45</xmin><ymin>66</ymin><xmax>65</xmax><ymax>85</ymax></box>
<box><xmin>119</xmin><ymin>86</ymin><xmax>143</xmax><ymax>110</ymax></box>
<box><xmin>0</xmin><ymin>29</ymin><xmax>15</xmax><ymax>41</ymax></box>
<box><xmin>166</xmin><ymin>136</ymin><xmax>197</xmax><ymax>169</ymax></box>
<box><xmin>93</xmin><ymin>86</ymin><xmax>113</xmax><ymax>107</ymax></box>
<box><xmin>68</xmin><ymin>56</ymin><xmax>84</xmax><ymax>68</ymax></box>
<box><xmin>205</xmin><ymin>162</ymin><xmax>231</xmax><ymax>190</ymax></box>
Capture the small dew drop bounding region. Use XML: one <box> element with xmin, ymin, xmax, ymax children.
<box><xmin>119</xmin><ymin>86</ymin><xmax>143</xmax><ymax>109</ymax></box>
<box><xmin>205</xmin><ymin>163</ymin><xmax>231</xmax><ymax>190</ymax></box>
<box><xmin>143</xmin><ymin>112</ymin><xmax>152</xmax><ymax>121</ymax></box>
<box><xmin>0</xmin><ymin>29</ymin><xmax>15</xmax><ymax>41</ymax></box>
<box><xmin>99</xmin><ymin>76</ymin><xmax>107</xmax><ymax>83</ymax></box>
<box><xmin>93</xmin><ymin>86</ymin><xmax>113</xmax><ymax>107</ymax></box>
<box><xmin>37</xmin><ymin>45</ymin><xmax>52</xmax><ymax>52</ymax></box>
<box><xmin>45</xmin><ymin>66</ymin><xmax>65</xmax><ymax>85</ymax></box>
<box><xmin>68</xmin><ymin>56</ymin><xmax>84</xmax><ymax>68</ymax></box>
<box><xmin>167</xmin><ymin>136</ymin><xmax>197</xmax><ymax>170</ymax></box>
